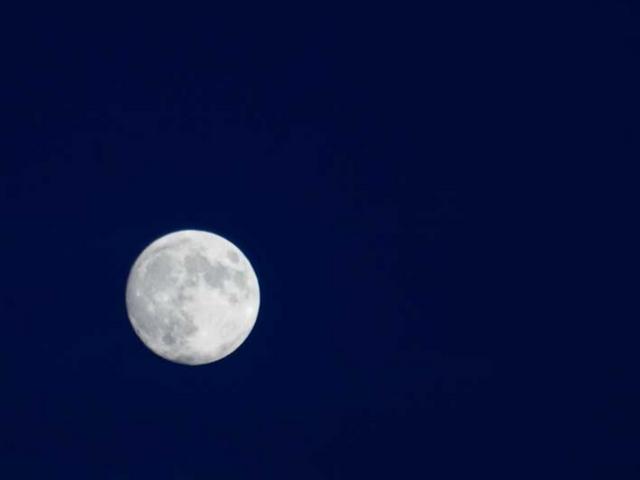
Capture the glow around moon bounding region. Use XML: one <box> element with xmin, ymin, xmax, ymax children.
<box><xmin>125</xmin><ymin>230</ymin><xmax>260</xmax><ymax>365</ymax></box>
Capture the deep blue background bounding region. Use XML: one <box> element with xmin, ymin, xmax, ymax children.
<box><xmin>0</xmin><ymin>3</ymin><xmax>635</xmax><ymax>478</ymax></box>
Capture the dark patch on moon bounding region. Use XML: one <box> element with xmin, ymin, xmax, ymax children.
<box><xmin>184</xmin><ymin>252</ymin><xmax>210</xmax><ymax>275</ymax></box>
<box><xmin>231</xmin><ymin>270</ymin><xmax>247</xmax><ymax>290</ymax></box>
<box><xmin>227</xmin><ymin>250</ymin><xmax>239</xmax><ymax>263</ymax></box>
<box><xmin>204</xmin><ymin>263</ymin><xmax>231</xmax><ymax>290</ymax></box>
<box><xmin>184</xmin><ymin>252</ymin><xmax>231</xmax><ymax>290</ymax></box>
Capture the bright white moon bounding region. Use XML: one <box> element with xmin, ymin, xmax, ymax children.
<box><xmin>125</xmin><ymin>230</ymin><xmax>260</xmax><ymax>365</ymax></box>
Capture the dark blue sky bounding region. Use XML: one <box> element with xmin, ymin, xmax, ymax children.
<box><xmin>0</xmin><ymin>3</ymin><xmax>635</xmax><ymax>478</ymax></box>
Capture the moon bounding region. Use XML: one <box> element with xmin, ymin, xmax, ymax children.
<box><xmin>125</xmin><ymin>230</ymin><xmax>260</xmax><ymax>365</ymax></box>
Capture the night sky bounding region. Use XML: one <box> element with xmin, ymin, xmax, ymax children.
<box><xmin>0</xmin><ymin>4</ymin><xmax>635</xmax><ymax>478</ymax></box>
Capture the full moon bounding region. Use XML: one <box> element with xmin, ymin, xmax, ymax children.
<box><xmin>125</xmin><ymin>230</ymin><xmax>260</xmax><ymax>365</ymax></box>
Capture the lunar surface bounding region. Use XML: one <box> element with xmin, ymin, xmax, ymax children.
<box><xmin>125</xmin><ymin>230</ymin><xmax>260</xmax><ymax>365</ymax></box>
